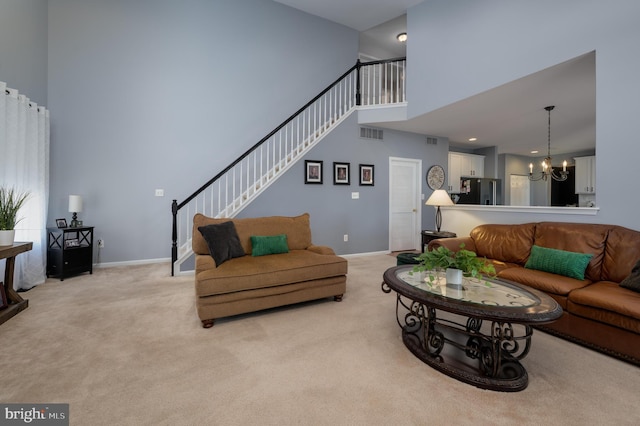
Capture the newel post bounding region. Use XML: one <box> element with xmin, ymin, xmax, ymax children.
<box><xmin>171</xmin><ymin>199</ymin><xmax>178</xmax><ymax>276</ymax></box>
<box><xmin>355</xmin><ymin>59</ymin><xmax>362</xmax><ymax>106</ymax></box>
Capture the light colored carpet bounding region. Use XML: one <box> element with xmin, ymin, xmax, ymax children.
<box><xmin>1</xmin><ymin>254</ymin><xmax>639</xmax><ymax>425</ymax></box>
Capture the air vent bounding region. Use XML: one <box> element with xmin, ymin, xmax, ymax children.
<box><xmin>426</xmin><ymin>137</ymin><xmax>438</xmax><ymax>145</ymax></box>
<box><xmin>360</xmin><ymin>127</ymin><xmax>383</xmax><ymax>140</ymax></box>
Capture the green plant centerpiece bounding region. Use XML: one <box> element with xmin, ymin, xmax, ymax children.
<box><xmin>412</xmin><ymin>243</ymin><xmax>496</xmax><ymax>287</ymax></box>
<box><xmin>0</xmin><ymin>186</ymin><xmax>30</xmax><ymax>246</ymax></box>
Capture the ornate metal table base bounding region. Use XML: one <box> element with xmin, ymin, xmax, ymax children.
<box><xmin>391</xmin><ymin>291</ymin><xmax>533</xmax><ymax>392</ymax></box>
<box><xmin>382</xmin><ymin>266</ymin><xmax>562</xmax><ymax>392</ymax></box>
<box><xmin>398</xmin><ymin>296</ymin><xmax>530</xmax><ymax>391</ymax></box>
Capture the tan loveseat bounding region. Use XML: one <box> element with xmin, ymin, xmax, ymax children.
<box><xmin>192</xmin><ymin>213</ymin><xmax>347</xmax><ymax>328</ymax></box>
<box><xmin>430</xmin><ymin>222</ymin><xmax>640</xmax><ymax>365</ymax></box>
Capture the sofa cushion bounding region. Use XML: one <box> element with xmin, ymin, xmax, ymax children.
<box><xmin>470</xmin><ymin>223</ymin><xmax>535</xmax><ymax>265</ymax></box>
<box><xmin>485</xmin><ymin>259</ymin><xmax>522</xmax><ymax>274</ymax></box>
<box><xmin>533</xmin><ymin>222</ymin><xmax>609</xmax><ymax>282</ymax></box>
<box><xmin>620</xmin><ymin>260</ymin><xmax>640</xmax><ymax>293</ymax></box>
<box><xmin>525</xmin><ymin>245</ymin><xmax>593</xmax><ymax>280</ymax></box>
<box><xmin>251</xmin><ymin>234</ymin><xmax>289</xmax><ymax>257</ymax></box>
<box><xmin>193</xmin><ymin>213</ymin><xmax>312</xmax><ymax>255</ymax></box>
<box><xmin>602</xmin><ymin>226</ymin><xmax>640</xmax><ymax>283</ymax></box>
<box><xmin>195</xmin><ymin>250</ymin><xmax>348</xmax><ymax>297</ymax></box>
<box><xmin>498</xmin><ymin>267</ymin><xmax>591</xmax><ymax>302</ymax></box>
<box><xmin>567</xmin><ymin>281</ymin><xmax>640</xmax><ymax>334</ymax></box>
<box><xmin>197</xmin><ymin>222</ymin><xmax>245</xmax><ymax>267</ymax></box>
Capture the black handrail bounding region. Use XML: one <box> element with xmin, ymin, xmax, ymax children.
<box><xmin>171</xmin><ymin>57</ymin><xmax>406</xmax><ymax>275</ymax></box>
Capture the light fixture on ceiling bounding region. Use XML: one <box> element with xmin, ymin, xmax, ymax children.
<box><xmin>397</xmin><ymin>32</ymin><xmax>407</xmax><ymax>43</ymax></box>
<box><xmin>528</xmin><ymin>105</ymin><xmax>568</xmax><ymax>182</ymax></box>
<box><xmin>468</xmin><ymin>137</ymin><xmax>477</xmax><ymax>142</ymax></box>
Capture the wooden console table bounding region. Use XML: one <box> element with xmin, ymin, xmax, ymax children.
<box><xmin>0</xmin><ymin>242</ymin><xmax>33</xmax><ymax>326</ymax></box>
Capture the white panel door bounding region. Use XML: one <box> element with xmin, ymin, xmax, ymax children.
<box><xmin>510</xmin><ymin>174</ymin><xmax>531</xmax><ymax>206</ymax></box>
<box><xmin>389</xmin><ymin>157</ymin><xmax>422</xmax><ymax>251</ymax></box>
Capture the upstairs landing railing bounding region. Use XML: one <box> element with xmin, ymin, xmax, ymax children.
<box><xmin>171</xmin><ymin>58</ymin><xmax>406</xmax><ymax>275</ymax></box>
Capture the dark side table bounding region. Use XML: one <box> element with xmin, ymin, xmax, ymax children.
<box><xmin>421</xmin><ymin>230</ymin><xmax>457</xmax><ymax>252</ymax></box>
<box><xmin>47</xmin><ymin>226</ymin><xmax>94</xmax><ymax>281</ymax></box>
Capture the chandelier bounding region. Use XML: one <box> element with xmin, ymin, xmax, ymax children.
<box><xmin>528</xmin><ymin>105</ymin><xmax>568</xmax><ymax>182</ymax></box>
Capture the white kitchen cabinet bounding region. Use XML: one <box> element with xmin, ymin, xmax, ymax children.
<box><xmin>464</xmin><ymin>154</ymin><xmax>485</xmax><ymax>178</ymax></box>
<box><xmin>448</xmin><ymin>152</ymin><xmax>485</xmax><ymax>192</ymax></box>
<box><xmin>574</xmin><ymin>156</ymin><xmax>596</xmax><ymax>194</ymax></box>
<box><xmin>447</xmin><ymin>153</ymin><xmax>462</xmax><ymax>192</ymax></box>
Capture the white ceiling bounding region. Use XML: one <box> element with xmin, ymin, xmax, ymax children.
<box><xmin>274</xmin><ymin>1</ymin><xmax>596</xmax><ymax>158</ymax></box>
<box><xmin>359</xmin><ymin>14</ymin><xmax>407</xmax><ymax>59</ymax></box>
<box><xmin>273</xmin><ymin>0</ymin><xmax>423</xmax><ymax>32</ymax></box>
<box><xmin>376</xmin><ymin>52</ymin><xmax>596</xmax><ymax>157</ymax></box>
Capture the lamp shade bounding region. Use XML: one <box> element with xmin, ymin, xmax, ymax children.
<box><xmin>68</xmin><ymin>195</ymin><xmax>83</xmax><ymax>213</ymax></box>
<box><xmin>425</xmin><ymin>189</ymin><xmax>453</xmax><ymax>207</ymax></box>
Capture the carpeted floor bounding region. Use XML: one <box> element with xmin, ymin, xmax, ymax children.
<box><xmin>1</xmin><ymin>254</ymin><xmax>639</xmax><ymax>425</ymax></box>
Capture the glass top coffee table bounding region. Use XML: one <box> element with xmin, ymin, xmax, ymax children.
<box><xmin>382</xmin><ymin>265</ymin><xmax>563</xmax><ymax>392</ymax></box>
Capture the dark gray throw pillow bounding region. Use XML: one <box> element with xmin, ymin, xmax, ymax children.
<box><xmin>620</xmin><ymin>260</ymin><xmax>640</xmax><ymax>293</ymax></box>
<box><xmin>198</xmin><ymin>221</ymin><xmax>245</xmax><ymax>267</ymax></box>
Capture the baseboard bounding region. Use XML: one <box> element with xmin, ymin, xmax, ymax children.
<box><xmin>93</xmin><ymin>251</ymin><xmax>390</xmax><ymax>274</ymax></box>
<box><xmin>93</xmin><ymin>257</ymin><xmax>171</xmax><ymax>268</ymax></box>
<box><xmin>340</xmin><ymin>250</ymin><xmax>389</xmax><ymax>258</ymax></box>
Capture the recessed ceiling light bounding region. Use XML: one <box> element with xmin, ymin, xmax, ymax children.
<box><xmin>531</xmin><ymin>150</ymin><xmax>539</xmax><ymax>154</ymax></box>
<box><xmin>397</xmin><ymin>33</ymin><xmax>407</xmax><ymax>43</ymax></box>
<box><xmin>468</xmin><ymin>137</ymin><xmax>477</xmax><ymax>142</ymax></box>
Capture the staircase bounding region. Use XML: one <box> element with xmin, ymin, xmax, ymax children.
<box><xmin>171</xmin><ymin>58</ymin><xmax>406</xmax><ymax>274</ymax></box>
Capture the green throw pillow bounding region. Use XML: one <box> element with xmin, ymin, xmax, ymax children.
<box><xmin>525</xmin><ymin>245</ymin><xmax>593</xmax><ymax>280</ymax></box>
<box><xmin>250</xmin><ymin>234</ymin><xmax>289</xmax><ymax>257</ymax></box>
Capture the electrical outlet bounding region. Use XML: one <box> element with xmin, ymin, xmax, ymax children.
<box><xmin>98</xmin><ymin>239</ymin><xmax>105</xmax><ymax>248</ymax></box>
<box><xmin>343</xmin><ymin>234</ymin><xmax>348</xmax><ymax>242</ymax></box>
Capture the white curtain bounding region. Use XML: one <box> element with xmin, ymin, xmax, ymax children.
<box><xmin>0</xmin><ymin>81</ymin><xmax>50</xmax><ymax>290</ymax></box>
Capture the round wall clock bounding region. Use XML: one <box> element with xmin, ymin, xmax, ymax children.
<box><xmin>427</xmin><ymin>165</ymin><xmax>445</xmax><ymax>190</ymax></box>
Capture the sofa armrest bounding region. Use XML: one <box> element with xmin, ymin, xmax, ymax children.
<box><xmin>307</xmin><ymin>245</ymin><xmax>336</xmax><ymax>255</ymax></box>
<box><xmin>428</xmin><ymin>237</ymin><xmax>475</xmax><ymax>253</ymax></box>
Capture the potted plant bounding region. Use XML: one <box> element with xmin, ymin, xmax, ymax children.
<box><xmin>412</xmin><ymin>243</ymin><xmax>496</xmax><ymax>287</ymax></box>
<box><xmin>0</xmin><ymin>186</ymin><xmax>30</xmax><ymax>246</ymax></box>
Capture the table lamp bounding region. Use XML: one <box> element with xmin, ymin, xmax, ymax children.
<box><xmin>69</xmin><ymin>195</ymin><xmax>83</xmax><ymax>227</ymax></box>
<box><xmin>425</xmin><ymin>189</ymin><xmax>453</xmax><ymax>232</ymax></box>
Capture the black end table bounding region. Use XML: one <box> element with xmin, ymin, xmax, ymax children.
<box><xmin>47</xmin><ymin>226</ymin><xmax>94</xmax><ymax>281</ymax></box>
<box><xmin>421</xmin><ymin>230</ymin><xmax>457</xmax><ymax>252</ymax></box>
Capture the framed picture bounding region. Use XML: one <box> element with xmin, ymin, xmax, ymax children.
<box><xmin>56</xmin><ymin>218</ymin><xmax>68</xmax><ymax>228</ymax></box>
<box><xmin>333</xmin><ymin>162</ymin><xmax>350</xmax><ymax>185</ymax></box>
<box><xmin>0</xmin><ymin>284</ymin><xmax>7</xmax><ymax>310</ymax></box>
<box><xmin>305</xmin><ymin>160</ymin><xmax>323</xmax><ymax>184</ymax></box>
<box><xmin>359</xmin><ymin>164</ymin><xmax>375</xmax><ymax>186</ymax></box>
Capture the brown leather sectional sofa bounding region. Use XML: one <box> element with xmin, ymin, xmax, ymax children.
<box><xmin>430</xmin><ymin>222</ymin><xmax>640</xmax><ymax>366</ymax></box>
<box><xmin>192</xmin><ymin>213</ymin><xmax>347</xmax><ymax>328</ymax></box>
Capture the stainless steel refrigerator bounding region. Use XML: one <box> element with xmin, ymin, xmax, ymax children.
<box><xmin>457</xmin><ymin>178</ymin><xmax>502</xmax><ymax>205</ymax></box>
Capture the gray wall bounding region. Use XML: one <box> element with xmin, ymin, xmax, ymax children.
<box><xmin>4</xmin><ymin>0</ymin><xmax>640</xmax><ymax>265</ymax></box>
<box><xmin>0</xmin><ymin>0</ymin><xmax>48</xmax><ymax>104</ymax></box>
<box><xmin>238</xmin><ymin>114</ymin><xmax>448</xmax><ymax>254</ymax></box>
<box><xmin>408</xmin><ymin>0</ymin><xmax>640</xmax><ymax>230</ymax></box>
<box><xmin>45</xmin><ymin>0</ymin><xmax>358</xmax><ymax>263</ymax></box>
